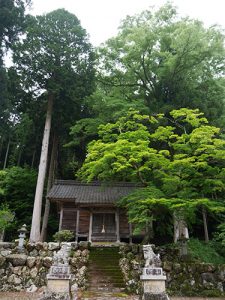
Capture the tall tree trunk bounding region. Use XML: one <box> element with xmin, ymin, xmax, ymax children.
<box><xmin>30</xmin><ymin>94</ymin><xmax>53</xmax><ymax>242</ymax></box>
<box><xmin>144</xmin><ymin>219</ymin><xmax>154</xmax><ymax>243</ymax></box>
<box><xmin>173</xmin><ymin>212</ymin><xmax>179</xmax><ymax>243</ymax></box>
<box><xmin>40</xmin><ymin>134</ymin><xmax>57</xmax><ymax>242</ymax></box>
<box><xmin>3</xmin><ymin>138</ymin><xmax>10</xmax><ymax>169</ymax></box>
<box><xmin>17</xmin><ymin>145</ymin><xmax>22</xmax><ymax>166</ymax></box>
<box><xmin>202</xmin><ymin>207</ymin><xmax>209</xmax><ymax>243</ymax></box>
<box><xmin>0</xmin><ymin>138</ymin><xmax>3</xmax><ymax>161</ymax></box>
<box><xmin>0</xmin><ymin>229</ymin><xmax>5</xmax><ymax>242</ymax></box>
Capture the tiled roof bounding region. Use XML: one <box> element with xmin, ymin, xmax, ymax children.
<box><xmin>47</xmin><ymin>180</ymin><xmax>142</xmax><ymax>205</ymax></box>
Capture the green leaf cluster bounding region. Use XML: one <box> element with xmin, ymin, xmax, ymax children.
<box><xmin>97</xmin><ymin>3</ymin><xmax>225</xmax><ymax>125</ymax></box>
<box><xmin>78</xmin><ymin>108</ymin><xmax>225</xmax><ymax>238</ymax></box>
<box><xmin>0</xmin><ymin>204</ymin><xmax>14</xmax><ymax>231</ymax></box>
<box><xmin>0</xmin><ymin>166</ymin><xmax>37</xmax><ymax>239</ymax></box>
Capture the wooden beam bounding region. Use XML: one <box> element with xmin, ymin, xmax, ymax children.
<box><xmin>116</xmin><ymin>209</ymin><xmax>120</xmax><ymax>243</ymax></box>
<box><xmin>59</xmin><ymin>205</ymin><xmax>63</xmax><ymax>231</ymax></box>
<box><xmin>75</xmin><ymin>209</ymin><xmax>80</xmax><ymax>242</ymax></box>
<box><xmin>88</xmin><ymin>211</ymin><xmax>93</xmax><ymax>243</ymax></box>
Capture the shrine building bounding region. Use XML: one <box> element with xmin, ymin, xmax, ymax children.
<box><xmin>47</xmin><ymin>180</ymin><xmax>144</xmax><ymax>243</ymax></box>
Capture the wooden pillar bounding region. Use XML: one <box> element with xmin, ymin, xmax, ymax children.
<box><xmin>59</xmin><ymin>205</ymin><xmax>63</xmax><ymax>231</ymax></box>
<box><xmin>75</xmin><ymin>209</ymin><xmax>80</xmax><ymax>242</ymax></box>
<box><xmin>88</xmin><ymin>211</ymin><xmax>93</xmax><ymax>243</ymax></box>
<box><xmin>116</xmin><ymin>209</ymin><xmax>120</xmax><ymax>242</ymax></box>
<box><xmin>129</xmin><ymin>223</ymin><xmax>132</xmax><ymax>244</ymax></box>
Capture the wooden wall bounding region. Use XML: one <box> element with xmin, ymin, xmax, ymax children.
<box><xmin>119</xmin><ymin>211</ymin><xmax>130</xmax><ymax>236</ymax></box>
<box><xmin>79</xmin><ymin>210</ymin><xmax>90</xmax><ymax>235</ymax></box>
<box><xmin>61</xmin><ymin>210</ymin><xmax>77</xmax><ymax>231</ymax></box>
<box><xmin>59</xmin><ymin>203</ymin><xmax>132</xmax><ymax>240</ymax></box>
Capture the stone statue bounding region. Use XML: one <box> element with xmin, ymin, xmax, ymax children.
<box><xmin>143</xmin><ymin>244</ymin><xmax>161</xmax><ymax>268</ymax></box>
<box><xmin>53</xmin><ymin>244</ymin><xmax>70</xmax><ymax>266</ymax></box>
<box><xmin>47</xmin><ymin>243</ymin><xmax>72</xmax><ymax>297</ymax></box>
<box><xmin>141</xmin><ymin>244</ymin><xmax>169</xmax><ymax>300</ymax></box>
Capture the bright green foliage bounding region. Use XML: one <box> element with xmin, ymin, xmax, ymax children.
<box><xmin>78</xmin><ymin>108</ymin><xmax>225</xmax><ymax>197</ymax></box>
<box><xmin>78</xmin><ymin>108</ymin><xmax>225</xmax><ymax>237</ymax></box>
<box><xmin>53</xmin><ymin>230</ymin><xmax>74</xmax><ymax>242</ymax></box>
<box><xmin>97</xmin><ymin>3</ymin><xmax>225</xmax><ymax>124</ymax></box>
<box><xmin>215</xmin><ymin>223</ymin><xmax>225</xmax><ymax>246</ymax></box>
<box><xmin>0</xmin><ymin>205</ymin><xmax>14</xmax><ymax>231</ymax></box>
<box><xmin>78</xmin><ymin>110</ymin><xmax>166</xmax><ymax>183</ymax></box>
<box><xmin>67</xmin><ymin>89</ymin><xmax>148</xmax><ymax>169</ymax></box>
<box><xmin>188</xmin><ymin>238</ymin><xmax>225</xmax><ymax>264</ymax></box>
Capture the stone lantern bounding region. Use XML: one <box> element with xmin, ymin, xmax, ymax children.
<box><xmin>178</xmin><ymin>233</ymin><xmax>189</xmax><ymax>257</ymax></box>
<box><xmin>17</xmin><ymin>224</ymin><xmax>27</xmax><ymax>250</ymax></box>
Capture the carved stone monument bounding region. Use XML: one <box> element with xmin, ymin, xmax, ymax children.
<box><xmin>140</xmin><ymin>244</ymin><xmax>169</xmax><ymax>300</ymax></box>
<box><xmin>46</xmin><ymin>243</ymin><xmax>72</xmax><ymax>297</ymax></box>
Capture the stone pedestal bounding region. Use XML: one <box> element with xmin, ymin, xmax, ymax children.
<box><xmin>47</xmin><ymin>278</ymin><xmax>70</xmax><ymax>294</ymax></box>
<box><xmin>47</xmin><ymin>264</ymin><xmax>71</xmax><ymax>294</ymax></box>
<box><xmin>140</xmin><ymin>267</ymin><xmax>169</xmax><ymax>300</ymax></box>
<box><xmin>45</xmin><ymin>243</ymin><xmax>73</xmax><ymax>299</ymax></box>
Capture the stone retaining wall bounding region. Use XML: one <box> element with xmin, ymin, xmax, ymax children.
<box><xmin>0</xmin><ymin>242</ymin><xmax>89</xmax><ymax>292</ymax></box>
<box><xmin>119</xmin><ymin>244</ymin><xmax>225</xmax><ymax>297</ymax></box>
<box><xmin>1</xmin><ymin>242</ymin><xmax>225</xmax><ymax>296</ymax></box>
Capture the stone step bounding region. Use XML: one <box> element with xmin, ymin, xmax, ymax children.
<box><xmin>89</xmin><ymin>273</ymin><xmax>123</xmax><ymax>282</ymax></box>
<box><xmin>88</xmin><ymin>247</ymin><xmax>125</xmax><ymax>291</ymax></box>
<box><xmin>89</xmin><ymin>256</ymin><xmax>120</xmax><ymax>259</ymax></box>
<box><xmin>89</xmin><ymin>279</ymin><xmax>124</xmax><ymax>285</ymax></box>
<box><xmin>89</xmin><ymin>265</ymin><xmax>122</xmax><ymax>269</ymax></box>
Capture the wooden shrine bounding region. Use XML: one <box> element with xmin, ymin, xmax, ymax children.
<box><xmin>47</xmin><ymin>180</ymin><xmax>144</xmax><ymax>243</ymax></box>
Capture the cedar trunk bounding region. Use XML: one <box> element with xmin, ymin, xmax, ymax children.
<box><xmin>30</xmin><ymin>94</ymin><xmax>53</xmax><ymax>242</ymax></box>
<box><xmin>3</xmin><ymin>138</ymin><xmax>10</xmax><ymax>169</ymax></box>
<box><xmin>202</xmin><ymin>207</ymin><xmax>209</xmax><ymax>242</ymax></box>
<box><xmin>40</xmin><ymin>134</ymin><xmax>57</xmax><ymax>241</ymax></box>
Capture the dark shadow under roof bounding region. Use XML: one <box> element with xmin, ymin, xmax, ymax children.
<box><xmin>47</xmin><ymin>180</ymin><xmax>142</xmax><ymax>205</ymax></box>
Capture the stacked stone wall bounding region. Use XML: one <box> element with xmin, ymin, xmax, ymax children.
<box><xmin>119</xmin><ymin>244</ymin><xmax>225</xmax><ymax>297</ymax></box>
<box><xmin>0</xmin><ymin>241</ymin><xmax>89</xmax><ymax>292</ymax></box>
<box><xmin>1</xmin><ymin>242</ymin><xmax>225</xmax><ymax>296</ymax></box>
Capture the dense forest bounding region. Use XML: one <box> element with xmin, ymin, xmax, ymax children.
<box><xmin>0</xmin><ymin>1</ymin><xmax>225</xmax><ymax>254</ymax></box>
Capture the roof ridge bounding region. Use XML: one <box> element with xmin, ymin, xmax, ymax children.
<box><xmin>54</xmin><ymin>179</ymin><xmax>143</xmax><ymax>187</ymax></box>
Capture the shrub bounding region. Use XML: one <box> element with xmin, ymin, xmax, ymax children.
<box><xmin>0</xmin><ymin>205</ymin><xmax>14</xmax><ymax>231</ymax></box>
<box><xmin>188</xmin><ymin>238</ymin><xmax>225</xmax><ymax>264</ymax></box>
<box><xmin>53</xmin><ymin>230</ymin><xmax>74</xmax><ymax>242</ymax></box>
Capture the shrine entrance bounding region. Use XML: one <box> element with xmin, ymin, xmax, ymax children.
<box><xmin>92</xmin><ymin>213</ymin><xmax>117</xmax><ymax>241</ymax></box>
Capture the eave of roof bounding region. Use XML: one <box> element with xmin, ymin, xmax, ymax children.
<box><xmin>47</xmin><ymin>180</ymin><xmax>143</xmax><ymax>205</ymax></box>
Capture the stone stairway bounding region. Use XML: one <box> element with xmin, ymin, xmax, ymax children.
<box><xmin>87</xmin><ymin>247</ymin><xmax>125</xmax><ymax>293</ymax></box>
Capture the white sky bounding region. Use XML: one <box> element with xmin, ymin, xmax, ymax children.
<box><xmin>29</xmin><ymin>0</ymin><xmax>225</xmax><ymax>46</ymax></box>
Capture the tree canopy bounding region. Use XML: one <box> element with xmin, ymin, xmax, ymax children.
<box><xmin>97</xmin><ymin>3</ymin><xmax>225</xmax><ymax>124</ymax></box>
<box><xmin>12</xmin><ymin>8</ymin><xmax>96</xmax><ymax>242</ymax></box>
<box><xmin>1</xmin><ymin>3</ymin><xmax>225</xmax><ymax>246</ymax></box>
<box><xmin>78</xmin><ymin>108</ymin><xmax>225</xmax><ymax>240</ymax></box>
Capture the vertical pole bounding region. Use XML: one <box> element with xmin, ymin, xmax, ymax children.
<box><xmin>59</xmin><ymin>205</ymin><xmax>63</xmax><ymax>231</ymax></box>
<box><xmin>116</xmin><ymin>209</ymin><xmax>120</xmax><ymax>243</ymax></box>
<box><xmin>3</xmin><ymin>139</ymin><xmax>10</xmax><ymax>169</ymax></box>
<box><xmin>202</xmin><ymin>207</ymin><xmax>209</xmax><ymax>243</ymax></box>
<box><xmin>76</xmin><ymin>209</ymin><xmax>80</xmax><ymax>243</ymax></box>
<box><xmin>129</xmin><ymin>223</ymin><xmax>132</xmax><ymax>244</ymax></box>
<box><xmin>30</xmin><ymin>94</ymin><xmax>53</xmax><ymax>242</ymax></box>
<box><xmin>88</xmin><ymin>211</ymin><xmax>93</xmax><ymax>243</ymax></box>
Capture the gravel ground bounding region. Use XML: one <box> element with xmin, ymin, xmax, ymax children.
<box><xmin>0</xmin><ymin>292</ymin><xmax>224</xmax><ymax>300</ymax></box>
<box><xmin>0</xmin><ymin>291</ymin><xmax>138</xmax><ymax>300</ymax></box>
